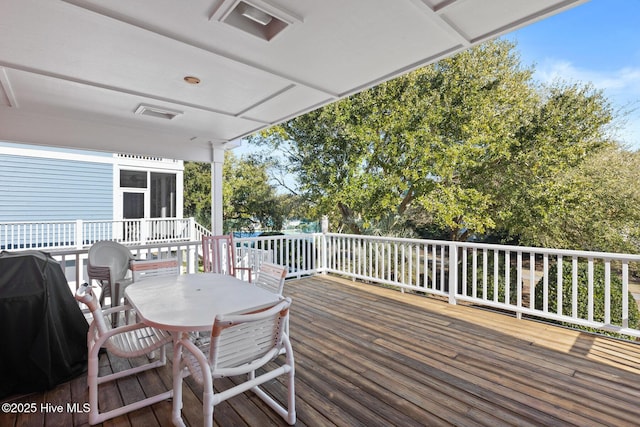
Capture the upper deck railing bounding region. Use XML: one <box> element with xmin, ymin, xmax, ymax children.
<box><xmin>0</xmin><ymin>218</ymin><xmax>202</xmax><ymax>250</ymax></box>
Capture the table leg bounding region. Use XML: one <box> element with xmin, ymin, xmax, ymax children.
<box><xmin>171</xmin><ymin>333</ymin><xmax>186</xmax><ymax>427</ymax></box>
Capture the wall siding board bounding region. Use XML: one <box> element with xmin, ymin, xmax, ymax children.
<box><xmin>0</xmin><ymin>154</ymin><xmax>113</xmax><ymax>222</ymax></box>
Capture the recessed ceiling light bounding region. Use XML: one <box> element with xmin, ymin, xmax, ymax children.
<box><xmin>184</xmin><ymin>76</ymin><xmax>201</xmax><ymax>85</ymax></box>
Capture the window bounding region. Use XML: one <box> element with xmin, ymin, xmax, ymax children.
<box><xmin>150</xmin><ymin>173</ymin><xmax>176</xmax><ymax>218</ymax></box>
<box><xmin>120</xmin><ymin>170</ymin><xmax>147</xmax><ymax>188</ymax></box>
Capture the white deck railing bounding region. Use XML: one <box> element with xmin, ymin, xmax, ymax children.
<box><xmin>12</xmin><ymin>231</ymin><xmax>640</xmax><ymax>338</ymax></box>
<box><xmin>0</xmin><ymin>218</ymin><xmax>200</xmax><ymax>249</ymax></box>
<box><xmin>235</xmin><ymin>234</ymin><xmax>320</xmax><ymax>278</ymax></box>
<box><xmin>46</xmin><ymin>239</ymin><xmax>271</xmax><ymax>289</ymax></box>
<box><xmin>319</xmin><ymin>233</ymin><xmax>640</xmax><ymax>338</ymax></box>
<box><xmin>236</xmin><ymin>232</ymin><xmax>640</xmax><ymax>338</ymax></box>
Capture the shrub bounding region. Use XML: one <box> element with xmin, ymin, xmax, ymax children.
<box><xmin>533</xmin><ymin>261</ymin><xmax>639</xmax><ymax>339</ymax></box>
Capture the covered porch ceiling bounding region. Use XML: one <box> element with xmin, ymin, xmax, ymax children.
<box><xmin>0</xmin><ymin>0</ymin><xmax>588</xmax><ymax>162</ymax></box>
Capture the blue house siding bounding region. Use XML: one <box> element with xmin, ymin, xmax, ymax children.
<box><xmin>0</xmin><ymin>154</ymin><xmax>113</xmax><ymax>222</ymax></box>
<box><xmin>0</xmin><ymin>142</ymin><xmax>184</xmax><ymax>249</ymax></box>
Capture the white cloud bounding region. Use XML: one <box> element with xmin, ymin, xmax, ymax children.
<box><xmin>535</xmin><ymin>59</ymin><xmax>640</xmax><ymax>94</ymax></box>
<box><xmin>534</xmin><ymin>59</ymin><xmax>640</xmax><ymax>149</ymax></box>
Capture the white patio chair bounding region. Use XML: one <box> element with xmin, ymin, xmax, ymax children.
<box><xmin>172</xmin><ymin>298</ymin><xmax>296</xmax><ymax>427</ymax></box>
<box><xmin>74</xmin><ymin>282</ymin><xmax>172</xmax><ymax>425</ymax></box>
<box><xmin>202</xmin><ymin>233</ymin><xmax>253</xmax><ymax>282</ymax></box>
<box><xmin>254</xmin><ymin>262</ymin><xmax>290</xmax><ymax>353</ymax></box>
<box><xmin>87</xmin><ymin>240</ymin><xmax>133</xmax><ymax>307</ymax></box>
<box><xmin>254</xmin><ymin>262</ymin><xmax>287</xmax><ymax>295</ymax></box>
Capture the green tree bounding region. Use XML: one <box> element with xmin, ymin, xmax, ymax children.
<box><xmin>223</xmin><ymin>152</ymin><xmax>286</xmax><ymax>232</ymax></box>
<box><xmin>516</xmin><ymin>147</ymin><xmax>640</xmax><ymax>253</ymax></box>
<box><xmin>184</xmin><ymin>152</ymin><xmax>289</xmax><ymax>232</ymax></box>
<box><xmin>499</xmin><ymin>82</ymin><xmax>616</xmax><ymax>247</ymax></box>
<box><xmin>183</xmin><ymin>161</ymin><xmax>212</xmax><ymax>228</ymax></box>
<box><xmin>253</xmin><ymin>40</ymin><xmax>538</xmax><ymax>238</ymax></box>
<box><xmin>251</xmin><ymin>39</ymin><xmax>624</xmax><ymax>252</ymax></box>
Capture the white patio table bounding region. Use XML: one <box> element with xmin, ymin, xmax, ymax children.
<box><xmin>124</xmin><ymin>273</ymin><xmax>282</xmax><ymax>426</ymax></box>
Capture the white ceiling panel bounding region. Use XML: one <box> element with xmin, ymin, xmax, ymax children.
<box><xmin>440</xmin><ymin>0</ymin><xmax>584</xmax><ymax>42</ymax></box>
<box><xmin>4</xmin><ymin>69</ymin><xmax>264</xmax><ymax>140</ymax></box>
<box><xmin>241</xmin><ymin>85</ymin><xmax>334</xmax><ymax>124</ymax></box>
<box><xmin>0</xmin><ymin>0</ymin><xmax>589</xmax><ymax>162</ymax></box>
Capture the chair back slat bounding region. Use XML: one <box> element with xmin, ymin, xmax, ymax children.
<box><xmin>202</xmin><ymin>233</ymin><xmax>254</xmax><ymax>282</ymax></box>
<box><xmin>209</xmin><ymin>298</ymin><xmax>290</xmax><ymax>373</ymax></box>
<box><xmin>215</xmin><ymin>318</ymin><xmax>278</xmax><ymax>368</ymax></box>
<box><xmin>131</xmin><ymin>258</ymin><xmax>180</xmax><ymax>282</ymax></box>
<box><xmin>254</xmin><ymin>263</ymin><xmax>287</xmax><ymax>295</ymax></box>
<box><xmin>202</xmin><ymin>234</ymin><xmax>234</xmax><ymax>275</ymax></box>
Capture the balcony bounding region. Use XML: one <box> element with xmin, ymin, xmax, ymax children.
<box><xmin>2</xmin><ymin>232</ymin><xmax>640</xmax><ymax>425</ymax></box>
<box><xmin>2</xmin><ymin>1</ymin><xmax>620</xmax><ymax>423</ymax></box>
<box><xmin>2</xmin><ymin>273</ymin><xmax>640</xmax><ymax>426</ymax></box>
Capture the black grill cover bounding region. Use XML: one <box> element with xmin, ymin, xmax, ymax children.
<box><xmin>0</xmin><ymin>250</ymin><xmax>88</xmax><ymax>398</ymax></box>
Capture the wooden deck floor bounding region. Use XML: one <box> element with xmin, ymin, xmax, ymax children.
<box><xmin>3</xmin><ymin>274</ymin><xmax>640</xmax><ymax>426</ymax></box>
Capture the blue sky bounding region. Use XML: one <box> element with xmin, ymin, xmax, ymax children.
<box><xmin>507</xmin><ymin>0</ymin><xmax>640</xmax><ymax>149</ymax></box>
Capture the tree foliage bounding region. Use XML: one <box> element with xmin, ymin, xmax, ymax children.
<box><xmin>517</xmin><ymin>147</ymin><xmax>640</xmax><ymax>253</ymax></box>
<box><xmin>249</xmin><ymin>39</ymin><xmax>631</xmax><ymax>253</ymax></box>
<box><xmin>183</xmin><ymin>152</ymin><xmax>290</xmax><ymax>232</ymax></box>
<box><xmin>183</xmin><ymin>160</ymin><xmax>212</xmax><ymax>227</ymax></box>
<box><xmin>500</xmin><ymin>81</ymin><xmax>616</xmax><ymax>246</ymax></box>
<box><xmin>223</xmin><ymin>152</ymin><xmax>288</xmax><ymax>232</ymax></box>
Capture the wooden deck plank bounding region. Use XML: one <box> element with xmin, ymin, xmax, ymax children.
<box><xmin>293</xmin><ymin>329</ymin><xmax>477</xmax><ymax>427</ymax></box>
<box><xmin>42</xmin><ymin>381</ymin><xmax>73</xmax><ymax>427</ymax></box>
<box><xmin>292</xmin><ymin>282</ymin><xmax>556</xmax><ymax>424</ymax></box>
<box><xmin>110</xmin><ymin>355</ymin><xmax>161</xmax><ymax>427</ymax></box>
<box><xmin>14</xmin><ymin>389</ymin><xmax>44</xmax><ymax>427</ymax></box>
<box><xmin>296</xmin><ymin>306</ymin><xmax>555</xmax><ymax>427</ymax></box>
<box><xmin>128</xmin><ymin>359</ymin><xmax>173</xmax><ymax>427</ymax></box>
<box><xmin>153</xmin><ymin>355</ymin><xmax>203</xmax><ymax>427</ymax></box>
<box><xmin>292</xmin><ymin>343</ymin><xmax>442</xmax><ymax>427</ymax></box>
<box><xmin>2</xmin><ymin>274</ymin><xmax>640</xmax><ymax>426</ymax></box>
<box><xmin>97</xmin><ymin>353</ymin><xmax>131</xmax><ymax>427</ymax></box>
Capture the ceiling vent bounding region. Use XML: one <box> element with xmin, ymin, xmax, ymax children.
<box><xmin>134</xmin><ymin>104</ymin><xmax>183</xmax><ymax>120</ymax></box>
<box><xmin>210</xmin><ymin>0</ymin><xmax>302</xmax><ymax>41</ymax></box>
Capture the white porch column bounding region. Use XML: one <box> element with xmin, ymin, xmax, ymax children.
<box><xmin>211</xmin><ymin>146</ymin><xmax>225</xmax><ymax>235</ymax></box>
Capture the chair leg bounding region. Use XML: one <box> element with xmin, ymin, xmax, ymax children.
<box><xmin>86</xmin><ymin>341</ymin><xmax>172</xmax><ymax>425</ymax></box>
<box><xmin>203</xmin><ymin>390</ymin><xmax>214</xmax><ymax>427</ymax></box>
<box><xmin>111</xmin><ymin>282</ymin><xmax>121</xmax><ymax>327</ymax></box>
<box><xmin>87</xmin><ymin>353</ymin><xmax>100</xmax><ymax>426</ymax></box>
<box><xmin>279</xmin><ymin>320</ymin><xmax>290</xmax><ymax>355</ymax></box>
<box><xmin>286</xmin><ymin>364</ymin><xmax>296</xmax><ymax>424</ymax></box>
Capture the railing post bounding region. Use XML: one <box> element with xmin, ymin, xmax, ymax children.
<box><xmin>140</xmin><ymin>218</ymin><xmax>148</xmax><ymax>244</ymax></box>
<box><xmin>448</xmin><ymin>242</ymin><xmax>458</xmax><ymax>305</ymax></box>
<box><xmin>321</xmin><ymin>216</ymin><xmax>328</xmax><ymax>275</ymax></box>
<box><xmin>75</xmin><ymin>219</ymin><xmax>83</xmax><ymax>249</ymax></box>
<box><xmin>189</xmin><ymin>217</ymin><xmax>196</xmax><ymax>241</ymax></box>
